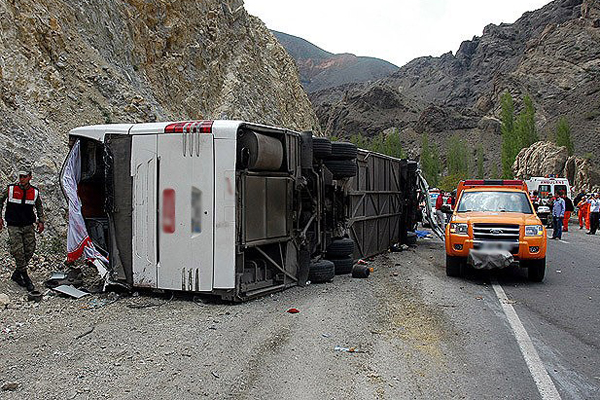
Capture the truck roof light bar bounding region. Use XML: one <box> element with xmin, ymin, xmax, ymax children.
<box><xmin>164</xmin><ymin>120</ymin><xmax>213</xmax><ymax>134</ymax></box>
<box><xmin>463</xmin><ymin>179</ymin><xmax>523</xmax><ymax>186</ymax></box>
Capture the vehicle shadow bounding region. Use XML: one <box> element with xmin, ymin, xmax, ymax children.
<box><xmin>461</xmin><ymin>265</ymin><xmax>530</xmax><ymax>285</ymax></box>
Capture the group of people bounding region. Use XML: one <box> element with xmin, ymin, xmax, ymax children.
<box><xmin>434</xmin><ymin>190</ymin><xmax>456</xmax><ymax>228</ymax></box>
<box><xmin>574</xmin><ymin>192</ymin><xmax>600</xmax><ymax>234</ymax></box>
<box><xmin>546</xmin><ymin>191</ymin><xmax>600</xmax><ymax>240</ymax></box>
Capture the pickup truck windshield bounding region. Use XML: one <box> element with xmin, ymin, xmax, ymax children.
<box><xmin>457</xmin><ymin>191</ymin><xmax>533</xmax><ymax>214</ymax></box>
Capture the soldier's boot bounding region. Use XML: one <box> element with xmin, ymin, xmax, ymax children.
<box><xmin>11</xmin><ymin>270</ymin><xmax>26</xmax><ymax>287</ymax></box>
<box><xmin>20</xmin><ymin>270</ymin><xmax>35</xmax><ymax>292</ymax></box>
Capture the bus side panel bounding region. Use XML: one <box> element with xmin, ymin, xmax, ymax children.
<box><xmin>131</xmin><ymin>135</ymin><xmax>158</xmax><ymax>287</ymax></box>
<box><xmin>213</xmin><ymin>138</ymin><xmax>237</xmax><ymax>289</ymax></box>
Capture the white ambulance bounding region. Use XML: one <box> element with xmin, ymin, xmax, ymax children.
<box><xmin>525</xmin><ymin>176</ymin><xmax>572</xmax><ymax>200</ymax></box>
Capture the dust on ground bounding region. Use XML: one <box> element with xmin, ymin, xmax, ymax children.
<box><xmin>1</xmin><ymin>237</ymin><xmax>466</xmax><ymax>400</ymax></box>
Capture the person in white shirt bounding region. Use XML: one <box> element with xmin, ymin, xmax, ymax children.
<box><xmin>587</xmin><ymin>193</ymin><xmax>600</xmax><ymax>235</ymax></box>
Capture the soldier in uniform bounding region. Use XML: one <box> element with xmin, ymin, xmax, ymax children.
<box><xmin>0</xmin><ymin>166</ymin><xmax>45</xmax><ymax>291</ymax></box>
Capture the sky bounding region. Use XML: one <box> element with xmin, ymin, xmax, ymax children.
<box><xmin>243</xmin><ymin>0</ymin><xmax>551</xmax><ymax>67</ymax></box>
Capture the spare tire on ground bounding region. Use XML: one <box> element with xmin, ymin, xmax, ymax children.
<box><xmin>312</xmin><ymin>137</ymin><xmax>332</xmax><ymax>159</ymax></box>
<box><xmin>324</xmin><ymin>159</ymin><xmax>357</xmax><ymax>179</ymax></box>
<box><xmin>326</xmin><ymin>238</ymin><xmax>355</xmax><ymax>257</ymax></box>
<box><xmin>327</xmin><ymin>256</ymin><xmax>354</xmax><ymax>275</ymax></box>
<box><xmin>328</xmin><ymin>142</ymin><xmax>358</xmax><ymax>160</ymax></box>
<box><xmin>308</xmin><ymin>259</ymin><xmax>335</xmax><ymax>283</ymax></box>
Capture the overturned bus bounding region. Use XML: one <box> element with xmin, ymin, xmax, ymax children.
<box><xmin>61</xmin><ymin>120</ymin><xmax>418</xmax><ymax>301</ymax></box>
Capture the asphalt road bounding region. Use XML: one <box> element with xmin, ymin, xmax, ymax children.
<box><xmin>495</xmin><ymin>224</ymin><xmax>600</xmax><ymax>399</ymax></box>
<box><xmin>1</xmin><ymin>222</ymin><xmax>599</xmax><ymax>399</ymax></box>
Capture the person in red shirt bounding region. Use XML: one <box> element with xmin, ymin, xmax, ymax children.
<box><xmin>435</xmin><ymin>191</ymin><xmax>445</xmax><ymax>228</ymax></box>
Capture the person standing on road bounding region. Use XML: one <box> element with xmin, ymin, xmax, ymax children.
<box><xmin>577</xmin><ymin>196</ymin><xmax>589</xmax><ymax>230</ymax></box>
<box><xmin>0</xmin><ymin>166</ymin><xmax>45</xmax><ymax>292</ymax></box>
<box><xmin>435</xmin><ymin>190</ymin><xmax>445</xmax><ymax>228</ymax></box>
<box><xmin>551</xmin><ymin>193</ymin><xmax>565</xmax><ymax>240</ymax></box>
<box><xmin>563</xmin><ymin>194</ymin><xmax>574</xmax><ymax>232</ymax></box>
<box><xmin>587</xmin><ymin>193</ymin><xmax>600</xmax><ymax>235</ymax></box>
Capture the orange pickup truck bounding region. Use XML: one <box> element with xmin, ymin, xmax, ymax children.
<box><xmin>445</xmin><ymin>180</ymin><xmax>547</xmax><ymax>281</ymax></box>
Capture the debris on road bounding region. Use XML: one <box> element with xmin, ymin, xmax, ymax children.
<box><xmin>27</xmin><ymin>290</ymin><xmax>43</xmax><ymax>302</ymax></box>
<box><xmin>287</xmin><ymin>308</ymin><xmax>300</xmax><ymax>314</ymax></box>
<box><xmin>1</xmin><ymin>382</ymin><xmax>19</xmax><ymax>391</ymax></box>
<box><xmin>334</xmin><ymin>345</ymin><xmax>363</xmax><ymax>353</ymax></box>
<box><xmin>75</xmin><ymin>326</ymin><xmax>95</xmax><ymax>340</ymax></box>
<box><xmin>352</xmin><ymin>265</ymin><xmax>370</xmax><ymax>278</ymax></box>
<box><xmin>0</xmin><ymin>293</ymin><xmax>10</xmax><ymax>309</ymax></box>
<box><xmin>52</xmin><ymin>285</ymin><xmax>90</xmax><ymax>299</ymax></box>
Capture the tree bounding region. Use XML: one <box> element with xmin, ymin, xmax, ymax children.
<box><xmin>382</xmin><ymin>128</ymin><xmax>406</xmax><ymax>158</ymax></box>
<box><xmin>515</xmin><ymin>95</ymin><xmax>538</xmax><ymax>149</ymax></box>
<box><xmin>476</xmin><ymin>144</ymin><xmax>485</xmax><ymax>178</ymax></box>
<box><xmin>370</xmin><ymin>132</ymin><xmax>385</xmax><ymax>154</ymax></box>
<box><xmin>447</xmin><ymin>134</ymin><xmax>470</xmax><ymax>179</ymax></box>
<box><xmin>500</xmin><ymin>92</ymin><xmax>516</xmax><ymax>178</ymax></box>
<box><xmin>490</xmin><ymin>163</ymin><xmax>499</xmax><ymax>179</ymax></box>
<box><xmin>349</xmin><ymin>134</ymin><xmax>368</xmax><ymax>150</ymax></box>
<box><xmin>420</xmin><ymin>133</ymin><xmax>440</xmax><ymax>187</ymax></box>
<box><xmin>555</xmin><ymin>117</ymin><xmax>574</xmax><ymax>156</ymax></box>
<box><xmin>501</xmin><ymin>93</ymin><xmax>538</xmax><ymax>178</ymax></box>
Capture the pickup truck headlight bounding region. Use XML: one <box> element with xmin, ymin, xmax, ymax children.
<box><xmin>525</xmin><ymin>225</ymin><xmax>543</xmax><ymax>236</ymax></box>
<box><xmin>449</xmin><ymin>223</ymin><xmax>468</xmax><ymax>235</ymax></box>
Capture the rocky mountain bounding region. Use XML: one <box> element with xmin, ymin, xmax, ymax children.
<box><xmin>0</xmin><ymin>0</ymin><xmax>319</xmax><ymax>235</ymax></box>
<box><xmin>310</xmin><ymin>0</ymin><xmax>600</xmax><ymax>172</ymax></box>
<box><xmin>272</xmin><ymin>30</ymin><xmax>399</xmax><ymax>93</ymax></box>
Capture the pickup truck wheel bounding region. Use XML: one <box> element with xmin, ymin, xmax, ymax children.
<box><xmin>324</xmin><ymin>159</ymin><xmax>357</xmax><ymax>179</ymax></box>
<box><xmin>446</xmin><ymin>255</ymin><xmax>464</xmax><ymax>277</ymax></box>
<box><xmin>527</xmin><ymin>258</ymin><xmax>546</xmax><ymax>282</ymax></box>
<box><xmin>328</xmin><ymin>142</ymin><xmax>358</xmax><ymax>160</ymax></box>
<box><xmin>313</xmin><ymin>137</ymin><xmax>332</xmax><ymax>159</ymax></box>
<box><xmin>326</xmin><ymin>238</ymin><xmax>355</xmax><ymax>257</ymax></box>
<box><xmin>327</xmin><ymin>256</ymin><xmax>354</xmax><ymax>275</ymax></box>
<box><xmin>308</xmin><ymin>260</ymin><xmax>335</xmax><ymax>283</ymax></box>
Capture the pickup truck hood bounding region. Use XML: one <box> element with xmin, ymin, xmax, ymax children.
<box><xmin>451</xmin><ymin>211</ymin><xmax>541</xmax><ymax>226</ymax></box>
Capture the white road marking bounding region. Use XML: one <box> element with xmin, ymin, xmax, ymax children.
<box><xmin>558</xmin><ymin>240</ymin><xmax>569</xmax><ymax>244</ymax></box>
<box><xmin>492</xmin><ymin>282</ymin><xmax>562</xmax><ymax>400</ymax></box>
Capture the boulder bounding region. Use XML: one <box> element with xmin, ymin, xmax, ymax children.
<box><xmin>513</xmin><ymin>141</ymin><xmax>600</xmax><ymax>193</ymax></box>
<box><xmin>513</xmin><ymin>141</ymin><xmax>568</xmax><ymax>178</ymax></box>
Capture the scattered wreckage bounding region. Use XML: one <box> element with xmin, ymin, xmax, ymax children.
<box><xmin>59</xmin><ymin>121</ymin><xmax>420</xmax><ymax>301</ymax></box>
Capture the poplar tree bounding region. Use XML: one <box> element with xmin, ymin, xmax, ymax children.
<box><xmin>500</xmin><ymin>92</ymin><xmax>516</xmax><ymax>178</ymax></box>
<box><xmin>420</xmin><ymin>133</ymin><xmax>440</xmax><ymax>187</ymax></box>
<box><xmin>555</xmin><ymin>117</ymin><xmax>574</xmax><ymax>156</ymax></box>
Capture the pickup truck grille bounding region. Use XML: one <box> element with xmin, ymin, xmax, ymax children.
<box><xmin>472</xmin><ymin>223</ymin><xmax>520</xmax><ymax>254</ymax></box>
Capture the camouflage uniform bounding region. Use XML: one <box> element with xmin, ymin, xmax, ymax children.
<box><xmin>0</xmin><ymin>182</ymin><xmax>45</xmax><ymax>274</ymax></box>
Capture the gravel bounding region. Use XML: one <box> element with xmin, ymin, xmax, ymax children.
<box><xmin>0</xmin><ymin>238</ymin><xmax>475</xmax><ymax>399</ymax></box>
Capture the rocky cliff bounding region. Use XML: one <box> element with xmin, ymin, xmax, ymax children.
<box><xmin>310</xmin><ymin>0</ymin><xmax>600</xmax><ymax>171</ymax></box>
<box><xmin>272</xmin><ymin>30</ymin><xmax>399</xmax><ymax>93</ymax></box>
<box><xmin>0</xmin><ymin>0</ymin><xmax>319</xmax><ymax>234</ymax></box>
